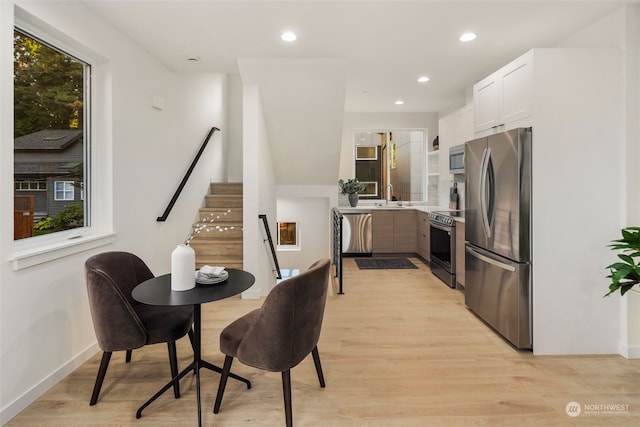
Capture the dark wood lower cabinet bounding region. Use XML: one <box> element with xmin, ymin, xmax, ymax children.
<box><xmin>393</xmin><ymin>210</ymin><xmax>416</xmax><ymax>253</ymax></box>
<box><xmin>371</xmin><ymin>210</ymin><xmax>416</xmax><ymax>254</ymax></box>
<box><xmin>371</xmin><ymin>210</ymin><xmax>394</xmax><ymax>253</ymax></box>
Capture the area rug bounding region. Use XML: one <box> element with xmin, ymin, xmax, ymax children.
<box><xmin>354</xmin><ymin>257</ymin><xmax>418</xmax><ymax>270</ymax></box>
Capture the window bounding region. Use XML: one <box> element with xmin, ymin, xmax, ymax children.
<box><xmin>53</xmin><ymin>181</ymin><xmax>74</xmax><ymax>201</ymax></box>
<box><xmin>13</xmin><ymin>28</ymin><xmax>90</xmax><ymax>240</ymax></box>
<box><xmin>15</xmin><ymin>181</ymin><xmax>46</xmax><ymax>191</ymax></box>
<box><xmin>277</xmin><ymin>222</ymin><xmax>300</xmax><ymax>249</ymax></box>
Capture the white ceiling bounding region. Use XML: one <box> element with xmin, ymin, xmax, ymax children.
<box><xmin>81</xmin><ymin>0</ymin><xmax>626</xmax><ymax>185</ymax></box>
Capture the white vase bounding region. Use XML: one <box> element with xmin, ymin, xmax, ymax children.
<box><xmin>171</xmin><ymin>243</ymin><xmax>196</xmax><ymax>291</ymax></box>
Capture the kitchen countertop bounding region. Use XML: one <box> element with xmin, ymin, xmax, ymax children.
<box><xmin>336</xmin><ymin>204</ymin><xmax>465</xmax><ymax>222</ymax></box>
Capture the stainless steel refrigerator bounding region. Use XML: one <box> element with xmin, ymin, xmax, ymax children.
<box><xmin>464</xmin><ymin>127</ymin><xmax>532</xmax><ymax>349</ymax></box>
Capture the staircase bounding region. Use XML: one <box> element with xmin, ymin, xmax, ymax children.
<box><xmin>188</xmin><ymin>183</ymin><xmax>243</xmax><ymax>270</ymax></box>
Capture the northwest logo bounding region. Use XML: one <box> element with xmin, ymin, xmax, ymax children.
<box><xmin>566</xmin><ymin>402</ymin><xmax>581</xmax><ymax>417</ymax></box>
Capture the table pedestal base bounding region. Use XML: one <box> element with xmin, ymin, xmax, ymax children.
<box><xmin>135</xmin><ymin>304</ymin><xmax>250</xmax><ymax>426</ymax></box>
<box><xmin>135</xmin><ymin>358</ymin><xmax>251</xmax><ymax>424</ymax></box>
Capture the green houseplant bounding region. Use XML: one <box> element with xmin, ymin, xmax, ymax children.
<box><xmin>338</xmin><ymin>178</ymin><xmax>366</xmax><ymax>207</ymax></box>
<box><xmin>605</xmin><ymin>226</ymin><xmax>640</xmax><ymax>296</ymax></box>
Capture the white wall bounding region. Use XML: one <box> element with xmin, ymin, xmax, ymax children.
<box><xmin>622</xmin><ymin>3</ymin><xmax>640</xmax><ymax>360</ymax></box>
<box><xmin>553</xmin><ymin>4</ymin><xmax>640</xmax><ymax>357</ymax></box>
<box><xmin>0</xmin><ymin>1</ymin><xmax>230</xmax><ymax>422</ymax></box>
<box><xmin>276</xmin><ymin>196</ymin><xmax>332</xmax><ymax>272</ymax></box>
<box><xmin>530</xmin><ymin>48</ymin><xmax>622</xmax><ymax>355</ymax></box>
<box><xmin>0</xmin><ymin>4</ymin><xmax>11</xmax><ymax>416</ymax></box>
<box><xmin>225</xmin><ymin>73</ymin><xmax>244</xmax><ymax>183</ymax></box>
<box><xmin>241</xmin><ymin>84</ymin><xmax>277</xmax><ymax>298</ymax></box>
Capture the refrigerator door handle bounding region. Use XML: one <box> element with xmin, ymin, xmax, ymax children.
<box><xmin>486</xmin><ymin>149</ymin><xmax>496</xmax><ymax>230</ymax></box>
<box><xmin>479</xmin><ymin>147</ymin><xmax>492</xmax><ymax>239</ymax></box>
<box><xmin>466</xmin><ymin>246</ymin><xmax>516</xmax><ymax>272</ymax></box>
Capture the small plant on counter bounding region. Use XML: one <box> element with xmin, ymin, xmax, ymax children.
<box><xmin>338</xmin><ymin>178</ymin><xmax>366</xmax><ymax>194</ymax></box>
<box><xmin>605</xmin><ymin>226</ymin><xmax>640</xmax><ymax>296</ymax></box>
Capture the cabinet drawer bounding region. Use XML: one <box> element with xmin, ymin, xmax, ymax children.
<box><xmin>416</xmin><ymin>211</ymin><xmax>430</xmax><ymax>260</ymax></box>
<box><xmin>417</xmin><ymin>211</ymin><xmax>429</xmax><ymax>233</ymax></box>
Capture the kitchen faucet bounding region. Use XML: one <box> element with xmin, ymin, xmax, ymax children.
<box><xmin>386</xmin><ymin>184</ymin><xmax>394</xmax><ymax>205</ymax></box>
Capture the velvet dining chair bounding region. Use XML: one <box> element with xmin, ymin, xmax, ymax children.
<box><xmin>85</xmin><ymin>251</ymin><xmax>194</xmax><ymax>405</ymax></box>
<box><xmin>212</xmin><ymin>258</ymin><xmax>331</xmax><ymax>427</ymax></box>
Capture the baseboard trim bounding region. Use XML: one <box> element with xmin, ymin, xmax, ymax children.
<box><xmin>619</xmin><ymin>342</ymin><xmax>640</xmax><ymax>359</ymax></box>
<box><xmin>242</xmin><ymin>289</ymin><xmax>261</xmax><ymax>300</ymax></box>
<box><xmin>0</xmin><ymin>342</ymin><xmax>100</xmax><ymax>425</ymax></box>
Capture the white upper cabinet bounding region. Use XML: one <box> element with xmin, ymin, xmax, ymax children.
<box><xmin>474</xmin><ymin>50</ymin><xmax>533</xmax><ymax>134</ymax></box>
<box><xmin>474</xmin><ymin>76</ymin><xmax>501</xmax><ymax>131</ymax></box>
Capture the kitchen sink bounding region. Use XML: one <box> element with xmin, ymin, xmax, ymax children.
<box><xmin>374</xmin><ymin>203</ymin><xmax>405</xmax><ymax>208</ymax></box>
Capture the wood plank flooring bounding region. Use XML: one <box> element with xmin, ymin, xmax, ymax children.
<box><xmin>7</xmin><ymin>257</ymin><xmax>640</xmax><ymax>426</ymax></box>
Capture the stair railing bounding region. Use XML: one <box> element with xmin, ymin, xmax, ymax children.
<box><xmin>157</xmin><ymin>127</ymin><xmax>219</xmax><ymax>222</ymax></box>
<box><xmin>259</xmin><ymin>214</ymin><xmax>282</xmax><ymax>279</ymax></box>
<box><xmin>332</xmin><ymin>208</ymin><xmax>344</xmax><ymax>294</ymax></box>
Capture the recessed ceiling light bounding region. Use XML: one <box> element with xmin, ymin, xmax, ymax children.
<box><xmin>281</xmin><ymin>31</ymin><xmax>297</xmax><ymax>42</ymax></box>
<box><xmin>459</xmin><ymin>32</ymin><xmax>477</xmax><ymax>42</ymax></box>
<box><xmin>417</xmin><ymin>76</ymin><xmax>430</xmax><ymax>83</ymax></box>
<box><xmin>394</xmin><ymin>100</ymin><xmax>404</xmax><ymax>105</ymax></box>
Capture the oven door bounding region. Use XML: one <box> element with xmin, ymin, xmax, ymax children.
<box><xmin>429</xmin><ymin>221</ymin><xmax>456</xmax><ymax>288</ymax></box>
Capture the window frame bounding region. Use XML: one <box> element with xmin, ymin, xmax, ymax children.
<box><xmin>53</xmin><ymin>181</ymin><xmax>75</xmax><ymax>201</ymax></box>
<box><xmin>15</xmin><ymin>180</ymin><xmax>47</xmax><ymax>191</ymax></box>
<box><xmin>277</xmin><ymin>221</ymin><xmax>301</xmax><ymax>251</ymax></box>
<box><xmin>10</xmin><ymin>12</ymin><xmax>115</xmax><ymax>270</ymax></box>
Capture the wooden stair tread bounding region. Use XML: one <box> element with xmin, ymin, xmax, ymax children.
<box><xmin>192</xmin><ymin>183</ymin><xmax>244</xmax><ymax>269</ymax></box>
<box><xmin>209</xmin><ymin>182</ymin><xmax>243</xmax><ymax>195</ymax></box>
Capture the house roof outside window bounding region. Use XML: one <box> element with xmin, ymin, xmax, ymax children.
<box><xmin>14</xmin><ymin>129</ymin><xmax>82</xmax><ymax>151</ymax></box>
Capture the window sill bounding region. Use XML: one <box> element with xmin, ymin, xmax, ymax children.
<box><xmin>277</xmin><ymin>246</ymin><xmax>301</xmax><ymax>252</ymax></box>
<box><xmin>10</xmin><ymin>232</ymin><xmax>117</xmax><ymax>270</ymax></box>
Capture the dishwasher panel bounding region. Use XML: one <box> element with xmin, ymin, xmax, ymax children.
<box><xmin>342</xmin><ymin>213</ymin><xmax>372</xmax><ymax>254</ymax></box>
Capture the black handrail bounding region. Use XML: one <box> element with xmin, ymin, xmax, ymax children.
<box><xmin>157</xmin><ymin>127</ymin><xmax>219</xmax><ymax>222</ymax></box>
<box><xmin>332</xmin><ymin>208</ymin><xmax>344</xmax><ymax>294</ymax></box>
<box><xmin>259</xmin><ymin>214</ymin><xmax>282</xmax><ymax>279</ymax></box>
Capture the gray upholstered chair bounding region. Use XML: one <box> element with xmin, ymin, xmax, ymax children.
<box><xmin>85</xmin><ymin>251</ymin><xmax>194</xmax><ymax>405</ymax></box>
<box><xmin>213</xmin><ymin>258</ymin><xmax>331</xmax><ymax>427</ymax></box>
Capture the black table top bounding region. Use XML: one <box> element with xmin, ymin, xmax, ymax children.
<box><xmin>132</xmin><ymin>269</ymin><xmax>255</xmax><ymax>306</ymax></box>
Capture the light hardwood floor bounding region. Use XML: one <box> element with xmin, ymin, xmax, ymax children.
<box><xmin>7</xmin><ymin>258</ymin><xmax>640</xmax><ymax>426</ymax></box>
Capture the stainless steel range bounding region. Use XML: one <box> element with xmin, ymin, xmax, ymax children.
<box><xmin>428</xmin><ymin>211</ymin><xmax>463</xmax><ymax>288</ymax></box>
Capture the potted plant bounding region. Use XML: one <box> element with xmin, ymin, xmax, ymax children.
<box><xmin>605</xmin><ymin>226</ymin><xmax>640</xmax><ymax>296</ymax></box>
<box><xmin>338</xmin><ymin>178</ymin><xmax>366</xmax><ymax>207</ymax></box>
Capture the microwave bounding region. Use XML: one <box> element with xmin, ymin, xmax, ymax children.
<box><xmin>449</xmin><ymin>144</ymin><xmax>465</xmax><ymax>175</ymax></box>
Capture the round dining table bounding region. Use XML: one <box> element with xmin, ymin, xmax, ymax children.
<box><xmin>132</xmin><ymin>269</ymin><xmax>255</xmax><ymax>427</ymax></box>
